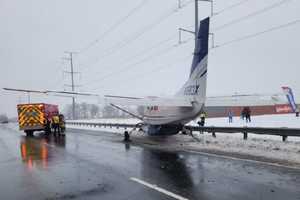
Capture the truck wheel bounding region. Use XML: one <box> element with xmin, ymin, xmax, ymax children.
<box><xmin>25</xmin><ymin>130</ymin><xmax>34</xmax><ymax>137</ymax></box>
<box><xmin>44</xmin><ymin>128</ymin><xmax>51</xmax><ymax>135</ymax></box>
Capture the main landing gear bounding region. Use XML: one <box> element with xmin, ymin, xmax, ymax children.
<box><xmin>123</xmin><ymin>123</ymin><xmax>144</xmax><ymax>142</ymax></box>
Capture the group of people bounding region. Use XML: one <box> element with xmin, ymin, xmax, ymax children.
<box><xmin>241</xmin><ymin>107</ymin><xmax>251</xmax><ymax>123</ymax></box>
<box><xmin>45</xmin><ymin>114</ymin><xmax>65</xmax><ymax>136</ymax></box>
<box><xmin>198</xmin><ymin>105</ymin><xmax>300</xmax><ymax>125</ymax></box>
<box><xmin>228</xmin><ymin>107</ymin><xmax>252</xmax><ymax>123</ymax></box>
<box><xmin>197</xmin><ymin>107</ymin><xmax>252</xmax><ymax>126</ymax></box>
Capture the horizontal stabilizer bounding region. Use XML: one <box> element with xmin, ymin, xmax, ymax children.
<box><xmin>105</xmin><ymin>95</ymin><xmax>194</xmax><ymax>107</ymax></box>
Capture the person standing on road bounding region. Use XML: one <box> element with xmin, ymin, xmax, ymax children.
<box><xmin>59</xmin><ymin>114</ymin><xmax>66</xmax><ymax>134</ymax></box>
<box><xmin>198</xmin><ymin>112</ymin><xmax>207</xmax><ymax>127</ymax></box>
<box><xmin>228</xmin><ymin>110</ymin><xmax>233</xmax><ymax>123</ymax></box>
<box><xmin>45</xmin><ymin>118</ymin><xmax>51</xmax><ymax>135</ymax></box>
<box><xmin>51</xmin><ymin>115</ymin><xmax>60</xmax><ymax>136</ymax></box>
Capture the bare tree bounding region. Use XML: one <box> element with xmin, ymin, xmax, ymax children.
<box><xmin>90</xmin><ymin>104</ymin><xmax>99</xmax><ymax>118</ymax></box>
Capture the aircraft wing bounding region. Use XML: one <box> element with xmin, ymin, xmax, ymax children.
<box><xmin>46</xmin><ymin>90</ymin><xmax>99</xmax><ymax>97</ymax></box>
<box><xmin>105</xmin><ymin>95</ymin><xmax>194</xmax><ymax>107</ymax></box>
<box><xmin>3</xmin><ymin>88</ymin><xmax>47</xmax><ymax>94</ymax></box>
<box><xmin>205</xmin><ymin>93</ymin><xmax>286</xmax><ymax>107</ymax></box>
<box><xmin>3</xmin><ymin>88</ymin><xmax>99</xmax><ymax>97</ymax></box>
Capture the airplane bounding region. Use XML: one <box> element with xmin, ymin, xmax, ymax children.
<box><xmin>2</xmin><ymin>17</ymin><xmax>210</xmax><ymax>136</ymax></box>
<box><xmin>3</xmin><ymin>17</ymin><xmax>298</xmax><ymax>136</ymax></box>
<box><xmin>104</xmin><ymin>17</ymin><xmax>210</xmax><ymax>135</ymax></box>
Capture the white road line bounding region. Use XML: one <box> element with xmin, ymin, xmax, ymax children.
<box><xmin>130</xmin><ymin>177</ymin><xmax>189</xmax><ymax>200</ymax></box>
<box><xmin>184</xmin><ymin>150</ymin><xmax>300</xmax><ymax>170</ymax></box>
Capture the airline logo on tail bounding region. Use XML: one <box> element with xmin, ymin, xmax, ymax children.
<box><xmin>282</xmin><ymin>86</ymin><xmax>297</xmax><ymax>112</ymax></box>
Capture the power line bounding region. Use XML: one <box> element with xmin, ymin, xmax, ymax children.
<box><xmin>78</xmin><ymin>0</ymin><xmax>148</xmax><ymax>54</ymax></box>
<box><xmin>83</xmin><ymin>34</ymin><xmax>177</xmax><ymax>75</ymax></box>
<box><xmin>104</xmin><ymin>19</ymin><xmax>300</xmax><ymax>93</ymax></box>
<box><xmin>85</xmin><ymin>38</ymin><xmax>194</xmax><ymax>90</ymax></box>
<box><xmin>108</xmin><ymin>54</ymin><xmax>193</xmax><ymax>94</ymax></box>
<box><xmin>213</xmin><ymin>0</ymin><xmax>293</xmax><ymax>31</ymax></box>
<box><xmin>215</xmin><ymin>19</ymin><xmax>300</xmax><ymax>48</ymax></box>
<box><xmin>85</xmin><ymin>45</ymin><xmax>178</xmax><ymax>88</ymax></box>
<box><xmin>214</xmin><ymin>0</ymin><xmax>250</xmax><ymax>16</ymax></box>
<box><xmin>80</xmin><ymin>0</ymin><xmax>193</xmax><ymax>71</ymax></box>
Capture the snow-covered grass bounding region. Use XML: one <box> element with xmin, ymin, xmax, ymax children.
<box><xmin>68</xmin><ymin>114</ymin><xmax>300</xmax><ymax>166</ymax></box>
<box><xmin>188</xmin><ymin>113</ymin><xmax>300</xmax><ymax>128</ymax></box>
<box><xmin>69</xmin><ymin>113</ymin><xmax>300</xmax><ymax>128</ymax></box>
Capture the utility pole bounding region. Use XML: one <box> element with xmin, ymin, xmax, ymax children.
<box><xmin>195</xmin><ymin>0</ymin><xmax>199</xmax><ymax>45</ymax></box>
<box><xmin>63</xmin><ymin>51</ymin><xmax>79</xmax><ymax>120</ymax></box>
<box><xmin>195</xmin><ymin>0</ymin><xmax>213</xmax><ymax>35</ymax></box>
<box><xmin>178</xmin><ymin>0</ymin><xmax>181</xmax><ymax>9</ymax></box>
<box><xmin>179</xmin><ymin>0</ymin><xmax>214</xmax><ymax>48</ymax></box>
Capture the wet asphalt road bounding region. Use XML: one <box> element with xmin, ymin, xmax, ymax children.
<box><xmin>0</xmin><ymin>124</ymin><xmax>300</xmax><ymax>200</ymax></box>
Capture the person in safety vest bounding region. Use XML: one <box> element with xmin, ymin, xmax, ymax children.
<box><xmin>59</xmin><ymin>114</ymin><xmax>66</xmax><ymax>134</ymax></box>
<box><xmin>52</xmin><ymin>115</ymin><xmax>60</xmax><ymax>136</ymax></box>
<box><xmin>198</xmin><ymin>112</ymin><xmax>207</xmax><ymax>127</ymax></box>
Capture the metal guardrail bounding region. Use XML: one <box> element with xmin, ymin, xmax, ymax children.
<box><xmin>185</xmin><ymin>126</ymin><xmax>300</xmax><ymax>141</ymax></box>
<box><xmin>67</xmin><ymin>122</ymin><xmax>137</xmax><ymax>129</ymax></box>
<box><xmin>67</xmin><ymin>121</ymin><xmax>300</xmax><ymax>142</ymax></box>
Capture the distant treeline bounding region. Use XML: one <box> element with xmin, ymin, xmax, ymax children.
<box><xmin>63</xmin><ymin>103</ymin><xmax>136</xmax><ymax>119</ymax></box>
<box><xmin>0</xmin><ymin>114</ymin><xmax>8</xmax><ymax>123</ymax></box>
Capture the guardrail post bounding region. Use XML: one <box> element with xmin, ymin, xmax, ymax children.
<box><xmin>212</xmin><ymin>132</ymin><xmax>216</xmax><ymax>138</ymax></box>
<box><xmin>243</xmin><ymin>132</ymin><xmax>248</xmax><ymax>140</ymax></box>
<box><xmin>282</xmin><ymin>135</ymin><xmax>288</xmax><ymax>142</ymax></box>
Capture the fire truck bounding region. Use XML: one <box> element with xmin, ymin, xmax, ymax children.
<box><xmin>17</xmin><ymin>103</ymin><xmax>59</xmax><ymax>136</ymax></box>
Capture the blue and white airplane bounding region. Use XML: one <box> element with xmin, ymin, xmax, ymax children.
<box><xmin>105</xmin><ymin>17</ymin><xmax>210</xmax><ymax>135</ymax></box>
<box><xmin>5</xmin><ymin>17</ymin><xmax>296</xmax><ymax>136</ymax></box>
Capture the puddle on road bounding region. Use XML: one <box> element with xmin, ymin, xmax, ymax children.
<box><xmin>44</xmin><ymin>183</ymin><xmax>111</xmax><ymax>200</ymax></box>
<box><xmin>20</xmin><ymin>135</ymin><xmax>66</xmax><ymax>170</ymax></box>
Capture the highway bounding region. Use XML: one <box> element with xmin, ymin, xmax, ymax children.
<box><xmin>0</xmin><ymin>124</ymin><xmax>300</xmax><ymax>200</ymax></box>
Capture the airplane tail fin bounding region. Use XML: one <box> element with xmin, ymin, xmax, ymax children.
<box><xmin>190</xmin><ymin>17</ymin><xmax>210</xmax><ymax>77</ymax></box>
<box><xmin>282</xmin><ymin>86</ymin><xmax>298</xmax><ymax>112</ymax></box>
<box><xmin>177</xmin><ymin>17</ymin><xmax>209</xmax><ymax>100</ymax></box>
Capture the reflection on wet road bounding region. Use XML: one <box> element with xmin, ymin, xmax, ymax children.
<box><xmin>0</xmin><ymin>124</ymin><xmax>300</xmax><ymax>200</ymax></box>
<box><xmin>20</xmin><ymin>136</ymin><xmax>66</xmax><ymax>170</ymax></box>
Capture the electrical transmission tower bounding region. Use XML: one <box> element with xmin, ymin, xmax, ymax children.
<box><xmin>63</xmin><ymin>51</ymin><xmax>80</xmax><ymax>119</ymax></box>
<box><xmin>178</xmin><ymin>0</ymin><xmax>214</xmax><ymax>48</ymax></box>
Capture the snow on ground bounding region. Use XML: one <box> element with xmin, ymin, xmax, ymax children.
<box><xmin>69</xmin><ymin>113</ymin><xmax>300</xmax><ymax>128</ymax></box>
<box><xmin>188</xmin><ymin>113</ymin><xmax>300</xmax><ymax>128</ymax></box>
<box><xmin>69</xmin><ymin>114</ymin><xmax>300</xmax><ymax>165</ymax></box>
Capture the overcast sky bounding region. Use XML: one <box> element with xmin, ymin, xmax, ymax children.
<box><xmin>1</xmin><ymin>0</ymin><xmax>300</xmax><ymax>117</ymax></box>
